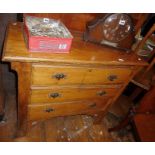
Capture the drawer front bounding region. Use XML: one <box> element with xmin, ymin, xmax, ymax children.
<box><xmin>32</xmin><ymin>65</ymin><xmax>87</xmax><ymax>86</ymax></box>
<box><xmin>28</xmin><ymin>99</ymin><xmax>110</xmax><ymax>121</ymax></box>
<box><xmin>31</xmin><ymin>65</ymin><xmax>132</xmax><ymax>86</ymax></box>
<box><xmin>30</xmin><ymin>86</ymin><xmax>118</xmax><ymax>104</ymax></box>
<box><xmin>84</xmin><ymin>67</ymin><xmax>132</xmax><ymax>84</ymax></box>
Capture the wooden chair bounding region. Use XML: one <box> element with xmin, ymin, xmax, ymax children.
<box><xmin>109</xmin><ymin>28</ymin><xmax>155</xmax><ymax>140</ymax></box>
<box><xmin>109</xmin><ymin>24</ymin><xmax>155</xmax><ymax>140</ymax></box>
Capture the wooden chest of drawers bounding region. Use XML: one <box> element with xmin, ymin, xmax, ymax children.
<box><xmin>2</xmin><ymin>23</ymin><xmax>148</xmax><ymax>135</ymax></box>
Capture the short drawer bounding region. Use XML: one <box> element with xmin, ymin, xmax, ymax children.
<box><xmin>84</xmin><ymin>67</ymin><xmax>132</xmax><ymax>84</ymax></box>
<box><xmin>28</xmin><ymin>99</ymin><xmax>110</xmax><ymax>121</ymax></box>
<box><xmin>31</xmin><ymin>65</ymin><xmax>132</xmax><ymax>86</ymax></box>
<box><xmin>31</xmin><ymin>65</ymin><xmax>87</xmax><ymax>86</ymax></box>
<box><xmin>30</xmin><ymin>86</ymin><xmax>119</xmax><ymax>104</ymax></box>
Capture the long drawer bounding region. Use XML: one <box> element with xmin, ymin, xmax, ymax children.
<box><xmin>30</xmin><ymin>86</ymin><xmax>119</xmax><ymax>104</ymax></box>
<box><xmin>28</xmin><ymin>99</ymin><xmax>110</xmax><ymax>121</ymax></box>
<box><xmin>31</xmin><ymin>65</ymin><xmax>132</xmax><ymax>86</ymax></box>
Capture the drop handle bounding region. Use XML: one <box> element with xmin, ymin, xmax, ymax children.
<box><xmin>49</xmin><ymin>92</ymin><xmax>61</xmax><ymax>98</ymax></box>
<box><xmin>97</xmin><ymin>91</ymin><xmax>106</xmax><ymax>96</ymax></box>
<box><xmin>52</xmin><ymin>73</ymin><xmax>66</xmax><ymax>80</ymax></box>
<box><xmin>108</xmin><ymin>75</ymin><xmax>118</xmax><ymax>81</ymax></box>
<box><xmin>45</xmin><ymin>108</ymin><xmax>54</xmax><ymax>113</ymax></box>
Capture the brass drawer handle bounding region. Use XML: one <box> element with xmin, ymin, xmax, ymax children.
<box><xmin>90</xmin><ymin>103</ymin><xmax>96</xmax><ymax>108</ymax></box>
<box><xmin>108</xmin><ymin>75</ymin><xmax>118</xmax><ymax>81</ymax></box>
<box><xmin>49</xmin><ymin>92</ymin><xmax>61</xmax><ymax>98</ymax></box>
<box><xmin>52</xmin><ymin>73</ymin><xmax>66</xmax><ymax>80</ymax></box>
<box><xmin>45</xmin><ymin>108</ymin><xmax>54</xmax><ymax>113</ymax></box>
<box><xmin>97</xmin><ymin>91</ymin><xmax>106</xmax><ymax>96</ymax></box>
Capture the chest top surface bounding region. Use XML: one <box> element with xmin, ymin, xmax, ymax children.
<box><xmin>2</xmin><ymin>22</ymin><xmax>147</xmax><ymax>66</ymax></box>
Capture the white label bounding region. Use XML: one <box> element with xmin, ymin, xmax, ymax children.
<box><xmin>59</xmin><ymin>44</ymin><xmax>67</xmax><ymax>49</ymax></box>
<box><xmin>119</xmin><ymin>20</ymin><xmax>126</xmax><ymax>25</ymax></box>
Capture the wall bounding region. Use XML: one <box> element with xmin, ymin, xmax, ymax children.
<box><xmin>0</xmin><ymin>14</ymin><xmax>17</xmax><ymax>95</ymax></box>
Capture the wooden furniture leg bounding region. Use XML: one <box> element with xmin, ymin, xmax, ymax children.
<box><xmin>11</xmin><ymin>62</ymin><xmax>31</xmax><ymax>136</ymax></box>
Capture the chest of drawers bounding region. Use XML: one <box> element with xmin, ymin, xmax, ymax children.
<box><xmin>2</xmin><ymin>23</ymin><xmax>148</xmax><ymax>135</ymax></box>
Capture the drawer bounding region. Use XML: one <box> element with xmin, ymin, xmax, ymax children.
<box><xmin>31</xmin><ymin>65</ymin><xmax>132</xmax><ymax>86</ymax></box>
<box><xmin>30</xmin><ymin>86</ymin><xmax>119</xmax><ymax>104</ymax></box>
<box><xmin>28</xmin><ymin>99</ymin><xmax>110</xmax><ymax>121</ymax></box>
<box><xmin>32</xmin><ymin>65</ymin><xmax>87</xmax><ymax>86</ymax></box>
<box><xmin>84</xmin><ymin>67</ymin><xmax>132</xmax><ymax>84</ymax></box>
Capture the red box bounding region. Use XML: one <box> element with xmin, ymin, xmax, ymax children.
<box><xmin>24</xmin><ymin>15</ymin><xmax>73</xmax><ymax>53</ymax></box>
